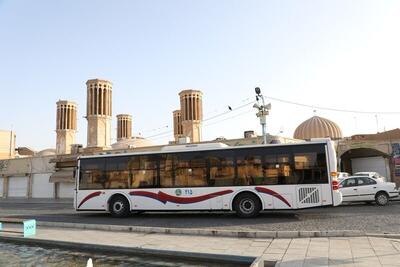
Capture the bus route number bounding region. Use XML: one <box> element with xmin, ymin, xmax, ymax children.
<box><xmin>184</xmin><ymin>189</ymin><xmax>193</xmax><ymax>195</ymax></box>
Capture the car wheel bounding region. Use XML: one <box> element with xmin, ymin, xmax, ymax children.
<box><xmin>233</xmin><ymin>193</ymin><xmax>261</xmax><ymax>218</ymax></box>
<box><xmin>375</xmin><ymin>192</ymin><xmax>389</xmax><ymax>206</ymax></box>
<box><xmin>109</xmin><ymin>195</ymin><xmax>130</xmax><ymax>217</ymax></box>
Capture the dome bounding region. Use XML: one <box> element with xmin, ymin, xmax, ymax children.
<box><xmin>293</xmin><ymin>116</ymin><xmax>342</xmax><ymax>140</ymax></box>
<box><xmin>111</xmin><ymin>136</ymin><xmax>155</xmax><ymax>150</ymax></box>
<box><xmin>37</xmin><ymin>148</ymin><xmax>56</xmax><ymax>156</ymax></box>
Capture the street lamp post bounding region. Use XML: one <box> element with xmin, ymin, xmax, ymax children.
<box><xmin>253</xmin><ymin>87</ymin><xmax>271</xmax><ymax>144</ymax></box>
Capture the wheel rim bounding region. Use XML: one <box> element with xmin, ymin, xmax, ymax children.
<box><xmin>239</xmin><ymin>198</ymin><xmax>255</xmax><ymax>214</ymax></box>
<box><xmin>113</xmin><ymin>201</ymin><xmax>124</xmax><ymax>213</ymax></box>
<box><xmin>377</xmin><ymin>194</ymin><xmax>387</xmax><ymax>205</ymax></box>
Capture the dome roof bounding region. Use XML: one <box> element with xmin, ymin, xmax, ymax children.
<box><xmin>293</xmin><ymin>116</ymin><xmax>342</xmax><ymax>140</ymax></box>
<box><xmin>37</xmin><ymin>148</ymin><xmax>56</xmax><ymax>156</ymax></box>
<box><xmin>111</xmin><ymin>136</ymin><xmax>155</xmax><ymax>150</ymax></box>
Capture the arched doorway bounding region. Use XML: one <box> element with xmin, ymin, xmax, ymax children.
<box><xmin>340</xmin><ymin>148</ymin><xmax>391</xmax><ymax>179</ymax></box>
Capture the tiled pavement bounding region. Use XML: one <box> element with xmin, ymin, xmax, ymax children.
<box><xmin>2</xmin><ymin>226</ymin><xmax>400</xmax><ymax>266</ymax></box>
<box><xmin>265</xmin><ymin>237</ymin><xmax>400</xmax><ymax>266</ymax></box>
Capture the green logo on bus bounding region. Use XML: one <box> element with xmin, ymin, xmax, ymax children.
<box><xmin>175</xmin><ymin>189</ymin><xmax>182</xmax><ymax>196</ymax></box>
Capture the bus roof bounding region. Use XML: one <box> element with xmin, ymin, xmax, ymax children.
<box><xmin>78</xmin><ymin>139</ymin><xmax>332</xmax><ymax>160</ymax></box>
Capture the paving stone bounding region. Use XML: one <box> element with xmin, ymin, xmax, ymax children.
<box><xmin>378</xmin><ymin>254</ymin><xmax>400</xmax><ymax>265</ymax></box>
<box><xmin>265</xmin><ymin>248</ymin><xmax>288</xmax><ymax>254</ymax></box>
<box><xmin>303</xmin><ymin>257</ymin><xmax>329</xmax><ymax>267</ymax></box>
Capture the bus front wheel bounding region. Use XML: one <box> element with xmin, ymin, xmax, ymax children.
<box><xmin>233</xmin><ymin>193</ymin><xmax>261</xmax><ymax>218</ymax></box>
<box><xmin>109</xmin><ymin>195</ymin><xmax>130</xmax><ymax>217</ymax></box>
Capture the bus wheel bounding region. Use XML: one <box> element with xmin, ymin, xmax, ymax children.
<box><xmin>233</xmin><ymin>193</ymin><xmax>261</xmax><ymax>218</ymax></box>
<box><xmin>109</xmin><ymin>195</ymin><xmax>130</xmax><ymax>217</ymax></box>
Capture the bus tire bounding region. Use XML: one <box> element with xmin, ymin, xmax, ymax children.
<box><xmin>109</xmin><ymin>195</ymin><xmax>130</xmax><ymax>217</ymax></box>
<box><xmin>375</xmin><ymin>192</ymin><xmax>389</xmax><ymax>206</ymax></box>
<box><xmin>233</xmin><ymin>192</ymin><xmax>261</xmax><ymax>218</ymax></box>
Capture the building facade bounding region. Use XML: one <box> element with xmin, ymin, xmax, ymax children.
<box><xmin>179</xmin><ymin>89</ymin><xmax>203</xmax><ymax>143</ymax></box>
<box><xmin>116</xmin><ymin>114</ymin><xmax>132</xmax><ymax>141</ymax></box>
<box><xmin>56</xmin><ymin>100</ymin><xmax>77</xmax><ymax>154</ymax></box>
<box><xmin>86</xmin><ymin>79</ymin><xmax>112</xmax><ymax>149</ymax></box>
<box><xmin>0</xmin><ymin>130</ymin><xmax>16</xmax><ymax>160</ymax></box>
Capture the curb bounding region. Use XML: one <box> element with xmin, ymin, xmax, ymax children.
<box><xmin>0</xmin><ymin>235</ymin><xmax>255</xmax><ymax>266</ymax></box>
<box><xmin>35</xmin><ymin>221</ymin><xmax>397</xmax><ymax>239</ymax></box>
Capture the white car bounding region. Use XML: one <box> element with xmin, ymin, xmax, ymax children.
<box><xmin>354</xmin><ymin>172</ymin><xmax>386</xmax><ymax>182</ymax></box>
<box><xmin>339</xmin><ymin>176</ymin><xmax>399</xmax><ymax>206</ymax></box>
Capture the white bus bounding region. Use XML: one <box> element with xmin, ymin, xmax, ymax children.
<box><xmin>74</xmin><ymin>140</ymin><xmax>342</xmax><ymax>218</ymax></box>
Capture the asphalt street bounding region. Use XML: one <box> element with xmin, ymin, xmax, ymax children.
<box><xmin>0</xmin><ymin>199</ymin><xmax>399</xmax><ymax>233</ymax></box>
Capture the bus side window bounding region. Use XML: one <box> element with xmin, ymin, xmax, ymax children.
<box><xmin>129</xmin><ymin>156</ymin><xmax>157</xmax><ymax>188</ymax></box>
<box><xmin>175</xmin><ymin>153</ymin><xmax>207</xmax><ymax>187</ymax></box>
<box><xmin>79</xmin><ymin>158</ymin><xmax>106</xmax><ymax>190</ymax></box>
<box><xmin>104</xmin><ymin>157</ymin><xmax>129</xmax><ymax>189</ymax></box>
<box><xmin>159</xmin><ymin>154</ymin><xmax>174</xmax><ymax>187</ymax></box>
<box><xmin>208</xmin><ymin>152</ymin><xmax>235</xmax><ymax>187</ymax></box>
<box><xmin>293</xmin><ymin>149</ymin><xmax>328</xmax><ymax>184</ymax></box>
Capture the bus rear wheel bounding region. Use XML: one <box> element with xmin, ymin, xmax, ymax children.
<box><xmin>109</xmin><ymin>195</ymin><xmax>130</xmax><ymax>217</ymax></box>
<box><xmin>233</xmin><ymin>193</ymin><xmax>261</xmax><ymax>218</ymax></box>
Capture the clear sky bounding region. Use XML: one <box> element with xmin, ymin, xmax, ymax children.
<box><xmin>1</xmin><ymin>0</ymin><xmax>399</xmax><ymax>150</ymax></box>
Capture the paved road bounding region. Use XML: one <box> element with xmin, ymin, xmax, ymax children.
<box><xmin>1</xmin><ymin>199</ymin><xmax>400</xmax><ymax>233</ymax></box>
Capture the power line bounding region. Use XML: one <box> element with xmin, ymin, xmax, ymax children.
<box><xmin>145</xmin><ymin>99</ymin><xmax>255</xmax><ymax>140</ymax></box>
<box><xmin>266</xmin><ymin>96</ymin><xmax>400</xmax><ymax>115</ymax></box>
<box><xmin>202</xmin><ymin>99</ymin><xmax>255</xmax><ymax>122</ymax></box>
<box><xmin>148</xmin><ymin>109</ymin><xmax>255</xmax><ymax>141</ymax></box>
<box><xmin>203</xmin><ymin>109</ymin><xmax>254</xmax><ymax>127</ymax></box>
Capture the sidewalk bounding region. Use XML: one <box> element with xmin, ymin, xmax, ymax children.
<box><xmin>1</xmin><ymin>225</ymin><xmax>400</xmax><ymax>266</ymax></box>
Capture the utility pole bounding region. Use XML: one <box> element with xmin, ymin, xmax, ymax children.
<box><xmin>253</xmin><ymin>87</ymin><xmax>271</xmax><ymax>144</ymax></box>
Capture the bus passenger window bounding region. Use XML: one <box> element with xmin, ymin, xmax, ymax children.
<box><xmin>208</xmin><ymin>155</ymin><xmax>235</xmax><ymax>186</ymax></box>
<box><xmin>294</xmin><ymin>152</ymin><xmax>328</xmax><ymax>184</ymax></box>
<box><xmin>129</xmin><ymin>156</ymin><xmax>157</xmax><ymax>188</ymax></box>
<box><xmin>104</xmin><ymin>157</ymin><xmax>129</xmax><ymax>189</ymax></box>
<box><xmin>264</xmin><ymin>154</ymin><xmax>292</xmax><ymax>185</ymax></box>
<box><xmin>79</xmin><ymin>158</ymin><xmax>106</xmax><ymax>190</ymax></box>
<box><xmin>175</xmin><ymin>153</ymin><xmax>207</xmax><ymax>187</ymax></box>
<box><xmin>159</xmin><ymin>154</ymin><xmax>174</xmax><ymax>187</ymax></box>
<box><xmin>237</xmin><ymin>156</ymin><xmax>263</xmax><ymax>186</ymax></box>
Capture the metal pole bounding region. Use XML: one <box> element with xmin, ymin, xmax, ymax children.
<box><xmin>260</xmin><ymin>95</ymin><xmax>267</xmax><ymax>144</ymax></box>
<box><xmin>254</xmin><ymin>88</ymin><xmax>270</xmax><ymax>145</ymax></box>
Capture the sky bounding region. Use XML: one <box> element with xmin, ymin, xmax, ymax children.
<box><xmin>0</xmin><ymin>0</ymin><xmax>400</xmax><ymax>150</ymax></box>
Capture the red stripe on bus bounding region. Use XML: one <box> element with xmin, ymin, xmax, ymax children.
<box><xmin>255</xmin><ymin>187</ymin><xmax>292</xmax><ymax>207</ymax></box>
<box><xmin>129</xmin><ymin>190</ymin><xmax>234</xmax><ymax>204</ymax></box>
<box><xmin>78</xmin><ymin>191</ymin><xmax>102</xmax><ymax>208</ymax></box>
